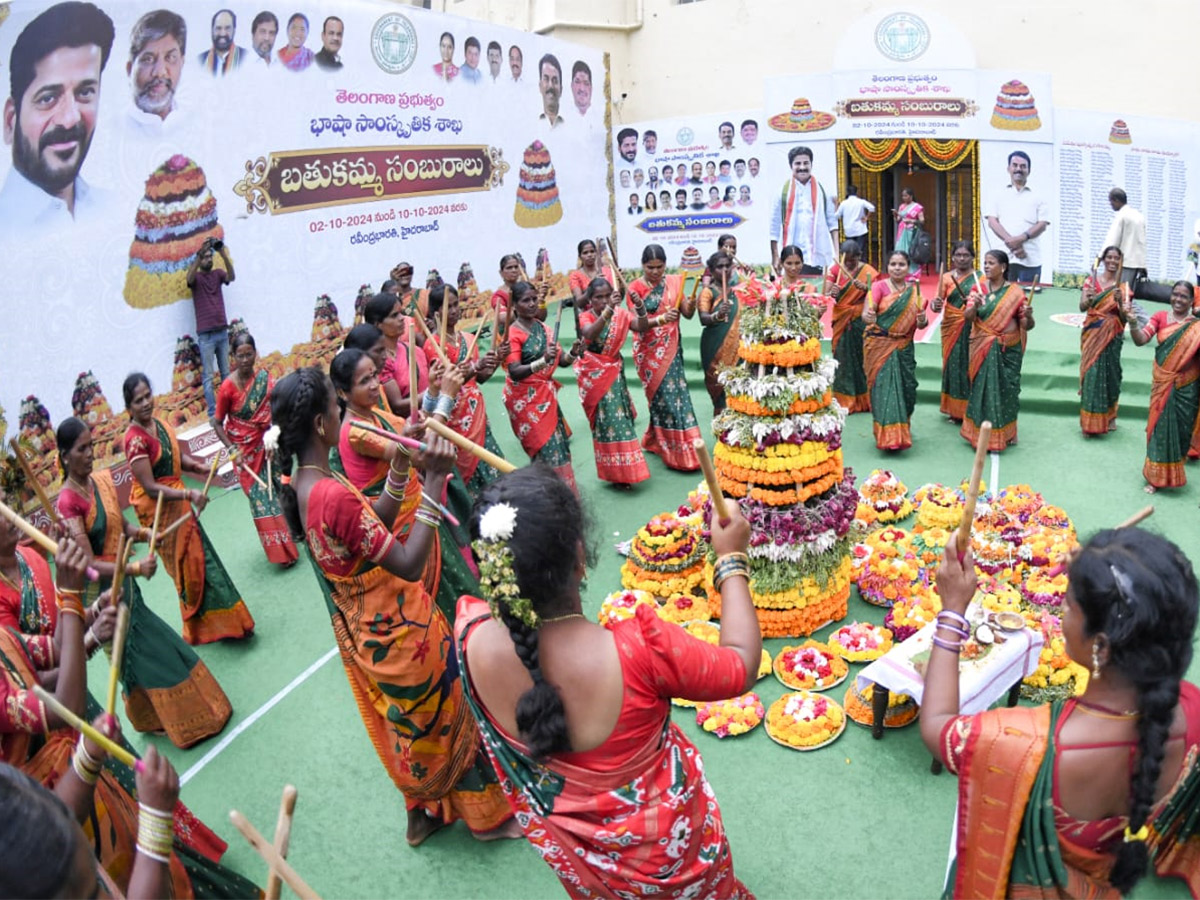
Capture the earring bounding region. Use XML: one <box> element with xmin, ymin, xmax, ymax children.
<box><xmin>317</xmin><ymin>422</ymin><xmax>326</xmax><ymax>439</ymax></box>
<box><xmin>1092</xmin><ymin>641</ymin><xmax>1102</xmax><ymax>681</ymax></box>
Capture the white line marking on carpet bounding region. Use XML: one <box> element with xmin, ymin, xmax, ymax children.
<box><xmin>180</xmin><ymin>646</ymin><xmax>338</xmax><ymax>786</ymax></box>
<box><xmin>989</xmin><ymin>452</ymin><xmax>1000</xmax><ymax>496</ymax></box>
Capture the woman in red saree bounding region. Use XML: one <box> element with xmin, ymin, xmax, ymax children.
<box><xmin>422</xmin><ymin>284</ymin><xmax>507</xmax><ymax>498</ymax></box>
<box><xmin>490</xmin><ymin>253</ymin><xmax>523</xmax><ymax>322</ymax></box>
<box><xmin>54</xmin><ymin>418</ymin><xmax>231</xmax><ymax>748</ymax></box>
<box><xmin>923</xmin><ymin>528</ymin><xmax>1200</xmax><ymax>899</ymax></box>
<box><xmin>0</xmin><ymin>533</ymin><xmax>257</xmax><ymax>897</ymax></box>
<box><xmin>960</xmin><ymin>250</ymin><xmax>1035</xmax><ymax>452</ymax></box>
<box><xmin>213</xmin><ymin>332</ymin><xmax>298</xmax><ymax>566</ymax></box>
<box><xmin>456</xmin><ymin>466</ymin><xmax>761</xmax><ymax>898</ymax></box>
<box><xmin>503</xmin><ymin>280</ymin><xmax>582</xmax><ymax>493</ymax></box>
<box><xmin>122</xmin><ymin>374</ymin><xmax>254</xmax><ymax>645</ymax></box>
<box><xmin>364</xmin><ymin>291</ymin><xmax>429</xmax><ymax>417</ymax></box>
<box><xmin>1129</xmin><ymin>281</ymin><xmax>1200</xmax><ymax>491</ymax></box>
<box><xmin>575</xmin><ymin>275</ymin><xmax>651</xmax><ymax>486</ymax></box>
<box><xmin>932</xmin><ymin>240</ymin><xmax>978</xmax><ymax>422</ymax></box>
<box><xmin>626</xmin><ymin>243</ymin><xmax>702</xmax><ymax>471</ymax></box>
<box><xmin>271</xmin><ymin>367</ymin><xmax>516</xmax><ymax>847</ymax></box>
<box><xmin>1079</xmin><ymin>246</ymin><xmax>1131</xmax><ymax>436</ymax></box>
<box><xmin>827</xmin><ymin>241</ymin><xmax>877</xmax><ymax>414</ymax></box>
<box><xmin>568</xmin><ymin>238</ymin><xmax>617</xmax><ymax>305</ymax></box>
<box><xmin>863</xmin><ymin>251</ymin><xmax>925</xmax><ymax>451</ymax></box>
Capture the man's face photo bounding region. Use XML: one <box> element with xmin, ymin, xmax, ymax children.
<box><xmin>648</xmin><ymin>166</ymin><xmax>658</xmax><ymax>182</ymax></box>
<box><xmin>487</xmin><ymin>46</ymin><xmax>501</xmax><ymax>77</ymax></box>
<box><xmin>509</xmin><ymin>46</ymin><xmax>522</xmax><ymax>79</ymax></box>
<box><xmin>675</xmin><ymin>190</ymin><xmax>686</xmax><ymax>207</ymax></box>
<box><xmin>130</xmin><ymin>33</ymin><xmax>182</xmax><ymax>118</ymax></box>
<box><xmin>539</xmin><ymin>61</ymin><xmax>560</xmax><ymax>117</ymax></box>
<box><xmin>790</xmin><ymin>153</ymin><xmax>812</xmax><ymax>182</ymax></box>
<box><xmin>464</xmin><ymin>41</ymin><xmax>479</xmax><ymax>69</ymax></box>
<box><xmin>211</xmin><ymin>11</ymin><xmax>234</xmax><ymax>52</ymax></box>
<box><xmin>633</xmin><ymin>169</ymin><xmax>644</xmax><ymax>188</ymax></box>
<box><xmin>571</xmin><ymin>68</ymin><xmax>591</xmax><ymax>113</ymax></box>
<box><xmin>619</xmin><ymin>169</ymin><xmax>631</xmax><ymax>188</ymax></box>
<box><xmin>719</xmin><ymin>123</ymin><xmax>734</xmax><ymax>148</ymax></box>
<box><xmin>643</xmin><ymin>133</ymin><xmax>657</xmax><ymax>154</ymax></box>
<box><xmin>690</xmin><ymin>161</ymin><xmax>702</xmax><ymax>181</ymax></box>
<box><xmin>619</xmin><ymin>133</ymin><xmax>637</xmax><ymax>163</ymax></box>
<box><xmin>1008</xmin><ymin>154</ymin><xmax>1030</xmax><ymax>187</ymax></box>
<box><xmin>735</xmin><ymin>160</ymin><xmax>746</xmax><ymax>178</ymax></box>
<box><xmin>252</xmin><ymin>19</ymin><xmax>277</xmax><ymax>59</ymax></box>
<box><xmin>741</xmin><ymin>121</ymin><xmax>758</xmax><ymax>145</ymax></box>
<box><xmin>5</xmin><ymin>45</ymin><xmax>103</xmax><ymax>195</ymax></box>
<box><xmin>322</xmin><ymin>19</ymin><xmax>342</xmax><ymax>56</ymax></box>
<box><xmin>749</xmin><ymin>158</ymin><xmax>760</xmax><ymax>176</ymax></box>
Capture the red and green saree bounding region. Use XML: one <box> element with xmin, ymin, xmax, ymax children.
<box><xmin>1143</xmin><ymin>313</ymin><xmax>1200</xmax><ymax>488</ymax></box>
<box><xmin>215</xmin><ymin>369</ymin><xmax>299</xmax><ymax>565</ymax></box>
<box><xmin>938</xmin><ymin>271</ymin><xmax>978</xmax><ymax>420</ymax></box>
<box><xmin>829</xmin><ymin>262</ymin><xmax>877</xmax><ymax>413</ymax></box>
<box><xmin>961</xmin><ymin>284</ymin><xmax>1027</xmax><ymax>452</ymax></box>
<box><xmin>626</xmin><ymin>274</ymin><xmax>701</xmax><ymax>471</ymax></box>
<box><xmin>123</xmin><ymin>418</ymin><xmax>255</xmax><ymax>645</ymax></box>
<box><xmin>864</xmin><ymin>280</ymin><xmax>920</xmax><ymax>451</ymax></box>
<box><xmin>1079</xmin><ymin>277</ymin><xmax>1127</xmax><ymax>435</ymax></box>
<box><xmin>503</xmin><ymin>319</ymin><xmax>578</xmax><ymax>491</ymax></box>
<box><xmin>698</xmin><ymin>285</ymin><xmax>741</xmax><ymax>413</ymax></box>
<box><xmin>575</xmin><ymin>306</ymin><xmax>650</xmax><ymax>484</ymax></box>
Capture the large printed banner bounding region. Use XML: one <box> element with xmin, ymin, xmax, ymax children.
<box><xmin>0</xmin><ymin>0</ymin><xmax>608</xmax><ymax>434</ymax></box>
<box><xmin>1055</xmin><ymin>109</ymin><xmax>1200</xmax><ymax>282</ymax></box>
<box><xmin>613</xmin><ymin>111</ymin><xmax>769</xmax><ymax>267</ymax></box>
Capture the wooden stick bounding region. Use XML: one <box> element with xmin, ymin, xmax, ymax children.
<box><xmin>156</xmin><ymin>510</ymin><xmax>194</xmax><ymax>543</ymax></box>
<box><xmin>31</xmin><ymin>686</ymin><xmax>142</xmax><ymax>771</ymax></box>
<box><xmin>424</xmin><ymin>417</ymin><xmax>515</xmax><ymax>473</ymax></box>
<box><xmin>229</xmin><ymin>811</ymin><xmax>321</xmax><ymax>900</ymax></box>
<box><xmin>106</xmin><ymin>601</ymin><xmax>129</xmax><ymax>717</ymax></box>
<box><xmin>1048</xmin><ymin>506</ymin><xmax>1154</xmax><ymax>576</ymax></box>
<box><xmin>463</xmin><ymin>323</ymin><xmax>482</xmax><ymax>364</ymax></box>
<box><xmin>408</xmin><ymin>320</ymin><xmax>420</xmax><ymax>405</ymax></box>
<box><xmin>551</xmin><ymin>298</ymin><xmax>566</xmax><ymax>346</ymax></box>
<box><xmin>265</xmin><ymin>786</ymin><xmax>299</xmax><ymax>900</ymax></box>
<box><xmin>692</xmin><ymin>439</ymin><xmax>730</xmax><ymax>524</ymax></box>
<box><xmin>602</xmin><ymin>236</ymin><xmax>621</xmax><ymax>272</ymax></box>
<box><xmin>8</xmin><ymin>439</ymin><xmax>61</xmax><ymax>527</ymax></box>
<box><xmin>956</xmin><ymin>421</ymin><xmax>992</xmax><ymax>557</ymax></box>
<box><xmin>411</xmin><ymin>312</ymin><xmax>452</xmax><ymax>367</ymax></box>
<box><xmin>201</xmin><ymin>455</ymin><xmax>220</xmax><ymax>499</ymax></box>
<box><xmin>487</xmin><ymin>302</ymin><xmax>503</xmax><ymax>355</ymax></box>
<box><xmin>0</xmin><ymin>499</ymin><xmax>99</xmax><ymax>580</ymax></box>
<box><xmin>267</xmin><ymin>455</ymin><xmax>274</xmax><ymax>502</ymax></box>
<box><xmin>231</xmin><ymin>453</ymin><xmax>270</xmax><ymax>492</ymax></box>
<box><xmin>106</xmin><ymin>533</ymin><xmax>129</xmax><ymax>610</ymax></box>
<box><xmin>148</xmin><ymin>492</ymin><xmax>164</xmax><ymax>553</ymax></box>
<box><xmin>349</xmin><ymin>421</ymin><xmax>429</xmax><ymax>453</ymax></box>
<box><xmin>1117</xmin><ymin>505</ymin><xmax>1154</xmax><ymax>529</ymax></box>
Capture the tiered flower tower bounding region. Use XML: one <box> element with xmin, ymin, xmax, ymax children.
<box><xmin>708</xmin><ymin>279</ymin><xmax>857</xmax><ymax>637</ymax></box>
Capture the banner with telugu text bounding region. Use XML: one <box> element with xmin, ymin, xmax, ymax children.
<box><xmin>0</xmin><ymin>0</ymin><xmax>609</xmax><ymax>439</ymax></box>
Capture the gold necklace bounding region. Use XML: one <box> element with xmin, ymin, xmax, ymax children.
<box><xmin>1075</xmin><ymin>699</ymin><xmax>1139</xmax><ymax>720</ymax></box>
<box><xmin>65</xmin><ymin>474</ymin><xmax>91</xmax><ymax>496</ymax></box>
<box><xmin>541</xmin><ymin>612</ymin><xmax>585</xmax><ymax>624</ymax></box>
<box><xmin>0</xmin><ymin>566</ymin><xmax>18</xmax><ymax>593</ymax></box>
<box><xmin>296</xmin><ymin>464</ymin><xmax>331</xmax><ymax>476</ymax></box>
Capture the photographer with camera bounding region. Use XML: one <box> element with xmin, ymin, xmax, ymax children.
<box><xmin>186</xmin><ymin>236</ymin><xmax>236</xmax><ymax>419</ymax></box>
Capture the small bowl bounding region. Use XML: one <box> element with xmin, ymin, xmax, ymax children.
<box><xmin>992</xmin><ymin>611</ymin><xmax>1025</xmax><ymax>632</ymax></box>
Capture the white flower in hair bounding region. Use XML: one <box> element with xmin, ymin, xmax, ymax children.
<box><xmin>479</xmin><ymin>502</ymin><xmax>518</xmax><ymax>542</ymax></box>
<box><xmin>263</xmin><ymin>425</ymin><xmax>281</xmax><ymax>452</ymax></box>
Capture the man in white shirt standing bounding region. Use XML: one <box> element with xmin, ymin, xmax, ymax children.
<box><xmin>770</xmin><ymin>145</ymin><xmax>838</xmax><ymax>272</ymax></box>
<box><xmin>834</xmin><ymin>185</ymin><xmax>875</xmax><ymax>254</ymax></box>
<box><xmin>1102</xmin><ymin>187</ymin><xmax>1147</xmax><ymax>284</ymax></box>
<box><xmin>986</xmin><ymin>150</ymin><xmax>1050</xmax><ymax>288</ymax></box>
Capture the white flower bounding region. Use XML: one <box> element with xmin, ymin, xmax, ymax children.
<box><xmin>479</xmin><ymin>502</ymin><xmax>518</xmax><ymax>541</ymax></box>
<box><xmin>263</xmin><ymin>425</ymin><xmax>281</xmax><ymax>452</ymax></box>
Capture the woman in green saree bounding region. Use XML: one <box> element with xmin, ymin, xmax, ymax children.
<box><xmin>698</xmin><ymin>251</ymin><xmax>740</xmax><ymax>415</ymax></box>
<box><xmin>863</xmin><ymin>251</ymin><xmax>926</xmax><ymax>451</ymax></box>
<box><xmin>922</xmin><ymin>528</ymin><xmax>1200</xmax><ymax>899</ymax></box>
<box><xmin>1079</xmin><ymin>246</ymin><xmax>1131</xmax><ymax>436</ymax></box>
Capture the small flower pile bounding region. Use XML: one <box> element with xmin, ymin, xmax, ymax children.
<box><xmin>884</xmin><ymin>585</ymin><xmax>942</xmax><ymax>642</ymax></box>
<box><xmin>855</xmin><ymin>469</ymin><xmax>913</xmax><ymax>527</ymax></box>
<box><xmin>766</xmin><ymin>690</ymin><xmax>846</xmax><ymax>749</ymax></box>
<box><xmin>970</xmin><ymin>508</ymin><xmax>1025</xmax><ymax>580</ymax></box>
<box><xmin>853</xmin><ymin>527</ymin><xmax>922</xmax><ymax>607</ymax></box>
<box><xmin>596</xmin><ymin>590</ymin><xmax>659</xmax><ymax>628</ymax></box>
<box><xmin>909</xmin><ymin>527</ymin><xmax>951</xmax><ymax>567</ymax></box>
<box><xmin>911</xmin><ymin>483</ymin><xmax>965</xmax><ymax>533</ymax></box>
<box><xmin>1018</xmin><ymin>528</ymin><xmax>1078</xmax><ymax>571</ymax></box>
<box><xmin>974</xmin><ymin>575</ymin><xmax>1023</xmax><ymax>616</ymax></box>
<box><xmin>1021</xmin><ymin>613</ymin><xmax>1089</xmax><ymax>703</ymax></box>
<box><xmin>620</xmin><ymin>513</ymin><xmax>708</xmax><ymax>598</ymax></box>
<box><xmin>696</xmin><ymin>692</ymin><xmax>766</xmax><ymax>738</ymax></box>
<box><xmin>996</xmin><ymin>483</ymin><xmax>1045</xmax><ymax>523</ymax></box>
<box><xmin>844</xmin><ymin>683</ymin><xmax>919</xmax><ymax>729</ymax></box>
<box><xmin>773</xmin><ymin>640</ymin><xmax>848</xmax><ymax>690</ymax></box>
<box><xmin>1022</xmin><ymin>569</ymin><xmax>1068</xmax><ymax>608</ymax></box>
<box><xmin>828</xmin><ymin>622</ymin><xmax>894</xmax><ymax>663</ymax></box>
<box><xmin>684</xmin><ymin>621</ymin><xmax>721</xmax><ymax>644</ymax></box>
<box><xmin>1028</xmin><ymin>504</ymin><xmax>1076</xmax><ymax>542</ymax></box>
<box><xmin>656</xmin><ymin>592</ymin><xmax>711</xmax><ymax>625</ymax></box>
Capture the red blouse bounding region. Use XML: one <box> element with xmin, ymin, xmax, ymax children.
<box><xmin>304</xmin><ymin>477</ymin><xmax>396</xmax><ymax>579</ymax></box>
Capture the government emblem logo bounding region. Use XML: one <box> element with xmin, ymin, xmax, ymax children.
<box><xmin>372</xmin><ymin>13</ymin><xmax>418</xmax><ymax>74</ymax></box>
<box><xmin>874</xmin><ymin>13</ymin><xmax>930</xmax><ymax>62</ymax></box>
<box><xmin>676</xmin><ymin>127</ymin><xmax>694</xmax><ymax>146</ymax></box>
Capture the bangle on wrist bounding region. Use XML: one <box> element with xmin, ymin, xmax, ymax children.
<box><xmin>136</xmin><ymin>803</ymin><xmax>174</xmax><ymax>863</ymax></box>
<box><xmin>434</xmin><ymin>394</ymin><xmax>455</xmax><ymax>419</ymax></box>
<box><xmin>932</xmin><ymin>636</ymin><xmax>963</xmax><ymax>654</ymax></box>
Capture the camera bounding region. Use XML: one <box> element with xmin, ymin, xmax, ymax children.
<box><xmin>203</xmin><ymin>237</ymin><xmax>224</xmax><ymax>251</ymax></box>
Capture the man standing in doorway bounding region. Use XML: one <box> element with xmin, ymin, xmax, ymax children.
<box><xmin>835</xmin><ymin>185</ymin><xmax>875</xmax><ymax>253</ymax></box>
<box><xmin>986</xmin><ymin>150</ymin><xmax>1050</xmax><ymax>288</ymax></box>
<box><xmin>770</xmin><ymin>145</ymin><xmax>838</xmax><ymax>272</ymax></box>
<box><xmin>1103</xmin><ymin>187</ymin><xmax>1147</xmax><ymax>284</ymax></box>
<box><xmin>187</xmin><ymin>237</ymin><xmax>236</xmax><ymax>420</ymax></box>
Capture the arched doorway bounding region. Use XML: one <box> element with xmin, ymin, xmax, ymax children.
<box><xmin>836</xmin><ymin>139</ymin><xmax>979</xmax><ymax>273</ymax></box>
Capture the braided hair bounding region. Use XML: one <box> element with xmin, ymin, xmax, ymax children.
<box><xmin>329</xmin><ymin>348</ymin><xmax>366</xmax><ymax>417</ymax></box>
<box><xmin>268</xmin><ymin>367</ymin><xmax>330</xmax><ymax>538</ymax></box>
<box><xmin>1067</xmin><ymin>528</ymin><xmax>1199</xmax><ymax>891</ymax></box>
<box><xmin>471</xmin><ymin>465</ymin><xmax>595</xmax><ymax>759</ymax></box>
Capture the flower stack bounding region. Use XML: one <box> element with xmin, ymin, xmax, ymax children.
<box><xmin>17</xmin><ymin>396</ymin><xmax>58</xmax><ymax>496</ymax></box>
<box><xmin>855</xmin><ymin>469</ymin><xmax>913</xmax><ymax>527</ymax></box>
<box><xmin>597</xmin><ymin>589</ymin><xmax>659</xmax><ymax>628</ymax></box>
<box><xmin>1021</xmin><ymin>611</ymin><xmax>1089</xmax><ymax>702</ymax></box>
<box><xmin>71</xmin><ymin>371</ymin><xmax>127</xmax><ymax>465</ymax></box>
<box><xmin>620</xmin><ymin>512</ymin><xmax>708</xmax><ymax>600</ymax></box>
<box><xmin>709</xmin><ymin>280</ymin><xmax>855</xmax><ymax>637</ymax></box>
<box><xmin>696</xmin><ymin>693</ymin><xmax>765</xmax><ymax>738</ymax></box>
<box><xmin>911</xmin><ymin>483</ymin><xmax>965</xmax><ymax>533</ymax></box>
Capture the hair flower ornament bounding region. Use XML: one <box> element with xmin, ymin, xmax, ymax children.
<box><xmin>474</xmin><ymin>503</ymin><xmax>538</xmax><ymax>629</ymax></box>
<box><xmin>263</xmin><ymin>424</ymin><xmax>281</xmax><ymax>453</ymax></box>
<box><xmin>479</xmin><ymin>502</ymin><xmax>518</xmax><ymax>542</ymax></box>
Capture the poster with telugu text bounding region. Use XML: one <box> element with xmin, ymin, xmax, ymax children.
<box><xmin>0</xmin><ymin>0</ymin><xmax>609</xmax><ymax>438</ymax></box>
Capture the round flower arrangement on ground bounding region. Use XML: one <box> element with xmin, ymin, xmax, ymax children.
<box><xmin>910</xmin><ymin>527</ymin><xmax>951</xmax><ymax>568</ymax></box>
<box><xmin>853</xmin><ymin>527</ymin><xmax>922</xmax><ymax>607</ymax></box>
<box><xmin>1021</xmin><ymin>614</ymin><xmax>1089</xmax><ymax>703</ymax></box>
<box><xmin>696</xmin><ymin>692</ymin><xmax>766</xmax><ymax>738</ymax></box>
<box><xmin>996</xmin><ymin>483</ymin><xmax>1044</xmax><ymax>523</ymax></box>
<box><xmin>975</xmin><ymin>575</ymin><xmax>1023</xmax><ymax>616</ymax></box>
<box><xmin>620</xmin><ymin>512</ymin><xmax>708</xmax><ymax>598</ymax></box>
<box><xmin>657</xmin><ymin>592</ymin><xmax>712</xmax><ymax>625</ymax></box>
<box><xmin>597</xmin><ymin>590</ymin><xmax>659</xmax><ymax>628</ymax></box>
<box><xmin>1028</xmin><ymin>504</ymin><xmax>1076</xmax><ymax>540</ymax></box>
<box><xmin>884</xmin><ymin>584</ymin><xmax>941</xmax><ymax>642</ymax></box>
<box><xmin>685</xmin><ymin>620</ymin><xmax>721</xmax><ymax>644</ymax></box>
<box><xmin>1022</xmin><ymin>569</ymin><xmax>1068</xmax><ymax>608</ymax></box>
<box><xmin>773</xmin><ymin>640</ymin><xmax>849</xmax><ymax>690</ymax></box>
<box><xmin>765</xmin><ymin>690</ymin><xmax>847</xmax><ymax>750</ymax></box>
<box><xmin>970</xmin><ymin>508</ymin><xmax>1024</xmax><ymax>580</ymax></box>
<box><xmin>828</xmin><ymin>622</ymin><xmax>894</xmax><ymax>663</ymax></box>
<box><xmin>844</xmin><ymin>682</ymin><xmax>919</xmax><ymax>729</ymax></box>
<box><xmin>855</xmin><ymin>469</ymin><xmax>913</xmax><ymax>527</ymax></box>
<box><xmin>911</xmin><ymin>483</ymin><xmax>964</xmax><ymax>532</ymax></box>
<box><xmin>1018</xmin><ymin>528</ymin><xmax>1078</xmax><ymax>571</ymax></box>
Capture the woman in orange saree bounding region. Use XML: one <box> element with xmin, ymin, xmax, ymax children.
<box><xmin>827</xmin><ymin>241</ymin><xmax>877</xmax><ymax>413</ymax></box>
<box><xmin>863</xmin><ymin>251</ymin><xmax>925</xmax><ymax>451</ymax></box>
<box><xmin>960</xmin><ymin>250</ymin><xmax>1035</xmax><ymax>452</ymax></box>
<box><xmin>213</xmin><ymin>332</ymin><xmax>298</xmax><ymax>566</ymax></box>
<box><xmin>922</xmin><ymin>528</ymin><xmax>1200</xmax><ymax>900</ymax></box>
<box><xmin>932</xmin><ymin>240</ymin><xmax>978</xmax><ymax>422</ymax></box>
<box><xmin>575</xmin><ymin>275</ymin><xmax>651</xmax><ymax>485</ymax></box>
<box><xmin>54</xmin><ymin>418</ymin><xmax>231</xmax><ymax>748</ymax></box>
<box><xmin>625</xmin><ymin>243</ymin><xmax>701</xmax><ymax>471</ymax></box>
<box><xmin>568</xmin><ymin>238</ymin><xmax>617</xmax><ymax>305</ymax></box>
<box><xmin>121</xmin><ymin>374</ymin><xmax>254</xmax><ymax>645</ymax></box>
<box><xmin>272</xmin><ymin>367</ymin><xmax>515</xmax><ymax>847</ymax></box>
<box><xmin>1079</xmin><ymin>246</ymin><xmax>1131</xmax><ymax>436</ymax></box>
<box><xmin>1129</xmin><ymin>281</ymin><xmax>1200</xmax><ymax>491</ymax></box>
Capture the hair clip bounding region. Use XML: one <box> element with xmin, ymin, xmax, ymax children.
<box><xmin>1109</xmin><ymin>563</ymin><xmax>1135</xmax><ymax>614</ymax></box>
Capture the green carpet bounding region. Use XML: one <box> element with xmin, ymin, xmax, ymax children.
<box><xmin>85</xmin><ymin>286</ymin><xmax>1198</xmax><ymax>899</ymax></box>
